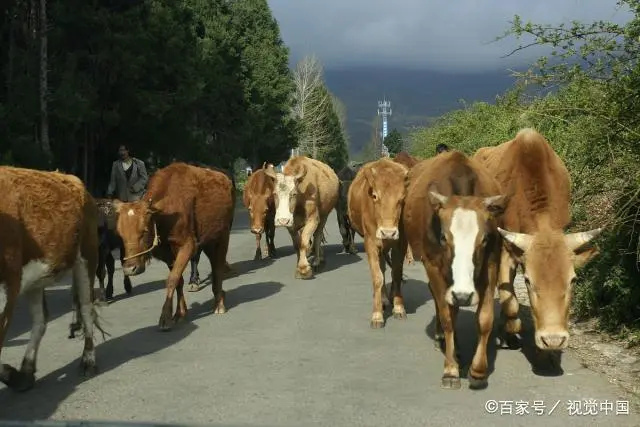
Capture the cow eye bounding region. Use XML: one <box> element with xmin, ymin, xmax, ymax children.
<box><xmin>524</xmin><ymin>277</ymin><xmax>531</xmax><ymax>288</ymax></box>
<box><xmin>439</xmin><ymin>232</ymin><xmax>446</xmax><ymax>245</ymax></box>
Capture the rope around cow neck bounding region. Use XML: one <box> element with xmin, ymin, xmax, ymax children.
<box><xmin>122</xmin><ymin>221</ymin><xmax>160</xmax><ymax>261</ymax></box>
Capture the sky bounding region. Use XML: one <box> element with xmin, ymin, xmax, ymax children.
<box><xmin>268</xmin><ymin>0</ymin><xmax>633</xmax><ymax>72</ymax></box>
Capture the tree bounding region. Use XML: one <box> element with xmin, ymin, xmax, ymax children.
<box><xmin>383</xmin><ymin>128</ymin><xmax>403</xmax><ymax>156</ymax></box>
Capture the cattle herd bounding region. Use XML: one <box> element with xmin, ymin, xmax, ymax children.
<box><xmin>0</xmin><ymin>127</ymin><xmax>604</xmax><ymax>394</ymax></box>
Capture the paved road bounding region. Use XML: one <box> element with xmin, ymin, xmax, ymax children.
<box><xmin>0</xmin><ymin>208</ymin><xmax>638</xmax><ymax>427</ymax></box>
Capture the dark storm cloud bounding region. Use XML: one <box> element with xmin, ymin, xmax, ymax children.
<box><xmin>268</xmin><ymin>0</ymin><xmax>632</xmax><ymax>71</ymax></box>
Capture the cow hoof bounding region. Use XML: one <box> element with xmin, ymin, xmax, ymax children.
<box><xmin>370</xmin><ymin>312</ymin><xmax>385</xmax><ymax>328</ymax></box>
<box><xmin>498</xmin><ymin>333</ymin><xmax>522</xmax><ymax>350</ymax></box>
<box><xmin>68</xmin><ymin>321</ymin><xmax>81</xmax><ymax>339</ymax></box>
<box><xmin>105</xmin><ymin>285</ymin><xmax>114</xmax><ymax>299</ymax></box>
<box><xmin>441</xmin><ymin>375</ymin><xmax>461</xmax><ymax>389</ymax></box>
<box><xmin>254</xmin><ymin>250</ymin><xmax>262</xmax><ymax>261</ymax></box>
<box><xmin>1</xmin><ymin>365</ymin><xmax>35</xmax><ymax>392</ymax></box>
<box><xmin>124</xmin><ymin>279</ymin><xmax>133</xmax><ymax>295</ymax></box>
<box><xmin>295</xmin><ymin>268</ymin><xmax>313</xmax><ymax>280</ymax></box>
<box><xmin>186</xmin><ymin>283</ymin><xmax>200</xmax><ymax>292</ymax></box>
<box><xmin>80</xmin><ymin>360</ymin><xmax>98</xmax><ymax>378</ymax></box>
<box><xmin>392</xmin><ymin>306</ymin><xmax>407</xmax><ymax>320</ymax></box>
<box><xmin>268</xmin><ymin>248</ymin><xmax>277</xmax><ymax>258</ymax></box>
<box><xmin>213</xmin><ymin>304</ymin><xmax>227</xmax><ymax>315</ymax></box>
<box><xmin>158</xmin><ymin>315</ymin><xmax>175</xmax><ymax>331</ymax></box>
<box><xmin>468</xmin><ymin>375</ymin><xmax>488</xmax><ymax>390</ymax></box>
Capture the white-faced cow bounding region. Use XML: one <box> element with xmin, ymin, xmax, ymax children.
<box><xmin>348</xmin><ymin>158</ymin><xmax>409</xmax><ymax>328</ymax></box>
<box><xmin>0</xmin><ymin>167</ymin><xmax>104</xmax><ymax>391</ymax></box>
<box><xmin>265</xmin><ymin>156</ymin><xmax>339</xmax><ymax>279</ymax></box>
<box><xmin>473</xmin><ymin>128</ymin><xmax>602</xmax><ymax>351</ymax></box>
<box><xmin>403</xmin><ymin>151</ymin><xmax>507</xmax><ymax>390</ymax></box>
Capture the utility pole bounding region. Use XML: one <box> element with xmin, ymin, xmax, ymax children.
<box><xmin>377</xmin><ymin>98</ymin><xmax>392</xmax><ymax>157</ymax></box>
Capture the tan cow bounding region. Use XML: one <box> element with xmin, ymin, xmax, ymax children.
<box><xmin>0</xmin><ymin>167</ymin><xmax>104</xmax><ymax>391</ymax></box>
<box><xmin>243</xmin><ymin>163</ymin><xmax>277</xmax><ymax>261</ymax></box>
<box><xmin>113</xmin><ymin>162</ymin><xmax>235</xmax><ymax>331</ymax></box>
<box><xmin>473</xmin><ymin>128</ymin><xmax>602</xmax><ymax>351</ymax></box>
<box><xmin>348</xmin><ymin>158</ymin><xmax>409</xmax><ymax>328</ymax></box>
<box><xmin>403</xmin><ymin>151</ymin><xmax>507</xmax><ymax>389</ymax></box>
<box><xmin>265</xmin><ymin>156</ymin><xmax>339</xmax><ymax>279</ymax></box>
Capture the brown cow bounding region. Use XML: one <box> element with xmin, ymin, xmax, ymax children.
<box><xmin>348</xmin><ymin>158</ymin><xmax>409</xmax><ymax>328</ymax></box>
<box><xmin>403</xmin><ymin>151</ymin><xmax>507</xmax><ymax>389</ymax></box>
<box><xmin>243</xmin><ymin>163</ymin><xmax>277</xmax><ymax>261</ymax></box>
<box><xmin>0</xmin><ymin>167</ymin><xmax>104</xmax><ymax>391</ymax></box>
<box><xmin>473</xmin><ymin>128</ymin><xmax>602</xmax><ymax>351</ymax></box>
<box><xmin>265</xmin><ymin>156</ymin><xmax>339</xmax><ymax>279</ymax></box>
<box><xmin>392</xmin><ymin>151</ymin><xmax>419</xmax><ymax>265</ymax></box>
<box><xmin>113</xmin><ymin>162</ymin><xmax>235</xmax><ymax>331</ymax></box>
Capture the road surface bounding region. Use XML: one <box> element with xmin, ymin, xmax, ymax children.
<box><xmin>0</xmin><ymin>208</ymin><xmax>637</xmax><ymax>427</ymax></box>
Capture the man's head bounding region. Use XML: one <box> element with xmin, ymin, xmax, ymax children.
<box><xmin>118</xmin><ymin>144</ymin><xmax>130</xmax><ymax>161</ymax></box>
<box><xmin>498</xmin><ymin>226</ymin><xmax>602</xmax><ymax>350</ymax></box>
<box><xmin>428</xmin><ymin>189</ymin><xmax>507</xmax><ymax>307</ymax></box>
<box><xmin>436</xmin><ymin>144</ymin><xmax>450</xmax><ymax>155</ymax></box>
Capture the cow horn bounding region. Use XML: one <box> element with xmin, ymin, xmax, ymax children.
<box><xmin>428</xmin><ymin>191</ymin><xmax>448</xmax><ymax>207</ymax></box>
<box><xmin>497</xmin><ymin>227</ymin><xmax>533</xmax><ymax>252</ymax></box>
<box><xmin>565</xmin><ymin>228</ymin><xmax>603</xmax><ymax>251</ymax></box>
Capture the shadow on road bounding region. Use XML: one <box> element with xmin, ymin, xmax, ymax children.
<box><xmin>0</xmin><ymin>322</ymin><xmax>198</xmax><ymax>421</ymax></box>
<box><xmin>189</xmin><ymin>281</ymin><xmax>284</xmax><ymax>319</ymax></box>
<box><xmin>106</xmin><ymin>279</ymin><xmax>166</xmax><ymax>304</ymax></box>
<box><xmin>401</xmin><ymin>279</ymin><xmax>431</xmax><ymax>314</ymax></box>
<box><xmin>423</xmin><ymin>301</ymin><xmax>565</xmax><ymax>387</ymax></box>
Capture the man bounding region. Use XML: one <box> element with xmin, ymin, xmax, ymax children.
<box><xmin>435</xmin><ymin>143</ymin><xmax>450</xmax><ymax>154</ymax></box>
<box><xmin>107</xmin><ymin>144</ymin><xmax>149</xmax><ymax>202</ymax></box>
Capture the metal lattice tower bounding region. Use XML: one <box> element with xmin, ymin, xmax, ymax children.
<box><xmin>377</xmin><ymin>98</ymin><xmax>392</xmax><ymax>157</ymax></box>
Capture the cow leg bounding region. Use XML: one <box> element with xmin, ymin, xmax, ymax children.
<box><xmin>405</xmin><ymin>245</ymin><xmax>415</xmax><ymax>265</ymax></box>
<box><xmin>187</xmin><ymin>248</ymin><xmax>202</xmax><ymax>292</ymax></box>
<box><xmin>159</xmin><ymin>243</ymin><xmax>193</xmax><ymax>331</ymax></box>
<box><xmin>365</xmin><ymin>238</ymin><xmax>386</xmax><ymax>328</ymax></box>
<box><xmin>296</xmin><ymin>216</ymin><xmax>318</xmax><ymax>279</ymax></box>
<box><xmin>311</xmin><ymin>217</ymin><xmax>328</xmax><ymax>271</ymax></box>
<box><xmin>96</xmin><ymin>242</ymin><xmax>107</xmax><ymax>304</ymax></box>
<box><xmin>266</xmin><ymin>215</ymin><xmax>277</xmax><ymax>258</ymax></box>
<box><xmin>337</xmin><ymin>212</ymin><xmax>349</xmax><ymax>253</ymax></box>
<box><xmin>425</xmin><ymin>263</ymin><xmax>461</xmax><ymax>389</ymax></box>
<box><xmin>254</xmin><ymin>232</ymin><xmax>263</xmax><ymax>261</ymax></box>
<box><xmin>390</xmin><ymin>241</ymin><xmax>407</xmax><ymax>320</ymax></box>
<box><xmin>204</xmin><ymin>238</ymin><xmax>229</xmax><ymax>314</ymax></box>
<box><xmin>498</xmin><ymin>247</ymin><xmax>521</xmax><ymax>349</ymax></box>
<box><xmin>0</xmin><ymin>273</ymin><xmax>28</xmax><ymax>391</ymax></box>
<box><xmin>72</xmin><ymin>249</ymin><xmax>99</xmax><ymax>377</ymax></box>
<box><xmin>348</xmin><ymin>226</ymin><xmax>357</xmax><ymax>254</ymax></box>
<box><xmin>104</xmin><ymin>251</ymin><xmax>115</xmax><ymax>301</ymax></box>
<box><xmin>468</xmin><ymin>262</ymin><xmax>498</xmax><ymax>390</ymax></box>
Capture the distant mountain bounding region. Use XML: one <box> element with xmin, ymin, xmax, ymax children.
<box><xmin>323</xmin><ymin>67</ymin><xmax>519</xmax><ymax>155</ymax></box>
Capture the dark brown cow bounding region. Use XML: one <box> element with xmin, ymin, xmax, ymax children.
<box><xmin>403</xmin><ymin>151</ymin><xmax>507</xmax><ymax>389</ymax></box>
<box><xmin>336</xmin><ymin>165</ymin><xmax>360</xmax><ymax>255</ymax></box>
<box><xmin>473</xmin><ymin>128</ymin><xmax>602</xmax><ymax>351</ymax></box>
<box><xmin>243</xmin><ymin>163</ymin><xmax>277</xmax><ymax>261</ymax></box>
<box><xmin>113</xmin><ymin>162</ymin><xmax>235</xmax><ymax>330</ymax></box>
<box><xmin>0</xmin><ymin>167</ymin><xmax>104</xmax><ymax>391</ymax></box>
<box><xmin>348</xmin><ymin>158</ymin><xmax>409</xmax><ymax>328</ymax></box>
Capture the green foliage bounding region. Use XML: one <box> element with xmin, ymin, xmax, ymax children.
<box><xmin>383</xmin><ymin>128</ymin><xmax>404</xmax><ymax>155</ymax></box>
<box><xmin>410</xmin><ymin>6</ymin><xmax>640</xmax><ymax>339</ymax></box>
<box><xmin>0</xmin><ymin>0</ymin><xmax>296</xmax><ymax>191</ymax></box>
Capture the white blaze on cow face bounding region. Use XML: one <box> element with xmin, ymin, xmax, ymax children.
<box><xmin>127</xmin><ymin>209</ymin><xmax>135</xmax><ymax>217</ymax></box>
<box><xmin>272</xmin><ymin>173</ymin><xmax>297</xmax><ymax>228</ymax></box>
<box><xmin>447</xmin><ymin>208</ymin><xmax>480</xmax><ymax>306</ymax></box>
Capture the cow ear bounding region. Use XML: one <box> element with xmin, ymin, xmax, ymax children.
<box><xmin>573</xmin><ymin>245</ymin><xmax>600</xmax><ymax>269</ymax></box>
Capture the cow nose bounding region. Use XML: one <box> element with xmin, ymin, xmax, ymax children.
<box><xmin>276</xmin><ymin>218</ymin><xmax>290</xmax><ymax>227</ymax></box>
<box><xmin>451</xmin><ymin>291</ymin><xmax>474</xmax><ymax>307</ymax></box>
<box><xmin>537</xmin><ymin>332</ymin><xmax>569</xmax><ymax>350</ymax></box>
<box><xmin>123</xmin><ymin>264</ymin><xmax>144</xmax><ymax>276</ymax></box>
<box><xmin>251</xmin><ymin>227</ymin><xmax>263</xmax><ymax>235</ymax></box>
<box><xmin>376</xmin><ymin>227</ymin><xmax>399</xmax><ymax>240</ymax></box>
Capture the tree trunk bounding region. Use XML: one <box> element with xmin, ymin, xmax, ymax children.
<box><xmin>39</xmin><ymin>0</ymin><xmax>51</xmax><ymax>164</ymax></box>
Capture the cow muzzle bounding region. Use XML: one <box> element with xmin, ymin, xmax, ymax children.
<box><xmin>275</xmin><ymin>217</ymin><xmax>293</xmax><ymax>227</ymax></box>
<box><xmin>123</xmin><ymin>264</ymin><xmax>145</xmax><ymax>276</ymax></box>
<box><xmin>535</xmin><ymin>330</ymin><xmax>569</xmax><ymax>350</ymax></box>
<box><xmin>251</xmin><ymin>227</ymin><xmax>264</xmax><ymax>235</ymax></box>
<box><xmin>445</xmin><ymin>288</ymin><xmax>479</xmax><ymax>307</ymax></box>
<box><xmin>376</xmin><ymin>227</ymin><xmax>399</xmax><ymax>240</ymax></box>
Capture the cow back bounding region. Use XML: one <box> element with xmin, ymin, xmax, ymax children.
<box><xmin>473</xmin><ymin>128</ymin><xmax>571</xmax><ymax>233</ymax></box>
<box><xmin>393</xmin><ymin>151</ymin><xmax>419</xmax><ymax>168</ymax></box>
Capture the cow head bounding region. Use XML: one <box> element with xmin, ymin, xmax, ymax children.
<box><xmin>363</xmin><ymin>162</ymin><xmax>408</xmax><ymax>240</ymax></box>
<box><xmin>246</xmin><ymin>166</ymin><xmax>274</xmax><ymax>235</ymax></box>
<box><xmin>264</xmin><ymin>163</ymin><xmax>307</xmax><ymax>228</ymax></box>
<box><xmin>429</xmin><ymin>189</ymin><xmax>507</xmax><ymax>307</ymax></box>
<box><xmin>112</xmin><ymin>198</ymin><xmax>159</xmax><ymax>276</ymax></box>
<box><xmin>498</xmin><ymin>226</ymin><xmax>602</xmax><ymax>350</ymax></box>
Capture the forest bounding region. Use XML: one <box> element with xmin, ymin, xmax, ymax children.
<box><xmin>0</xmin><ymin>0</ymin><xmax>348</xmax><ymax>194</ymax></box>
<box><xmin>409</xmin><ymin>0</ymin><xmax>640</xmax><ymax>341</ymax></box>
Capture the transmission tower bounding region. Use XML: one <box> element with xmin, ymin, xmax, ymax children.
<box><xmin>377</xmin><ymin>98</ymin><xmax>392</xmax><ymax>157</ymax></box>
